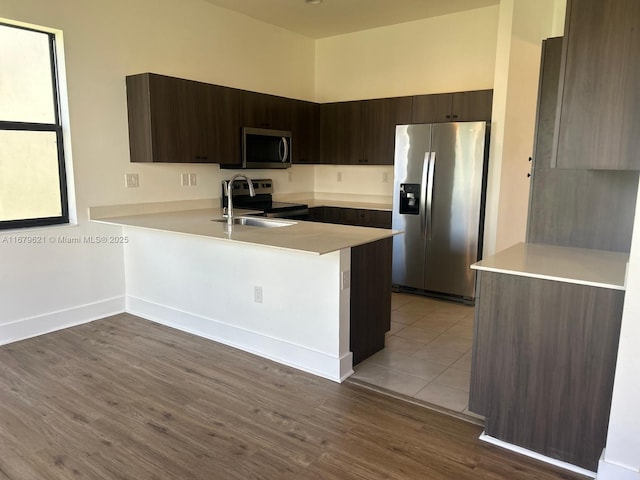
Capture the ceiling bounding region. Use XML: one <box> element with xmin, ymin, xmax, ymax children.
<box><xmin>201</xmin><ymin>0</ymin><xmax>500</xmax><ymax>39</ymax></box>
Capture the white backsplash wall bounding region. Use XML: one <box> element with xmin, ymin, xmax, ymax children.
<box><xmin>313</xmin><ymin>165</ymin><xmax>394</xmax><ymax>200</ymax></box>
<box><xmin>122</xmin><ymin>164</ymin><xmax>316</xmax><ymax>207</ymax></box>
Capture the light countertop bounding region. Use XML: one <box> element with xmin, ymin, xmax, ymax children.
<box><xmin>471</xmin><ymin>242</ymin><xmax>629</xmax><ymax>290</ymax></box>
<box><xmin>92</xmin><ymin>208</ymin><xmax>399</xmax><ymax>255</ymax></box>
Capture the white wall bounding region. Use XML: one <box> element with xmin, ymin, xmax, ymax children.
<box><xmin>483</xmin><ymin>0</ymin><xmax>562</xmax><ymax>256</ymax></box>
<box><xmin>314</xmin><ymin>6</ymin><xmax>499</xmax><ymax>103</ymax></box>
<box><xmin>124</xmin><ymin>228</ymin><xmax>352</xmax><ymax>382</ymax></box>
<box><xmin>313</xmin><ymin>165</ymin><xmax>394</xmax><ymax>200</ymax></box>
<box><xmin>0</xmin><ymin>0</ymin><xmax>315</xmax><ymax>340</ymax></box>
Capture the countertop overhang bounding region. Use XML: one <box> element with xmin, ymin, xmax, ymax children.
<box><xmin>91</xmin><ymin>207</ymin><xmax>400</xmax><ymax>255</ymax></box>
<box><xmin>471</xmin><ymin>242</ymin><xmax>629</xmax><ymax>290</ymax></box>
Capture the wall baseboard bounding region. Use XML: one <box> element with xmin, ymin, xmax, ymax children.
<box><xmin>0</xmin><ymin>296</ymin><xmax>125</xmax><ymax>346</ymax></box>
<box><xmin>478</xmin><ymin>433</ymin><xmax>596</xmax><ymax>478</ymax></box>
<box><xmin>598</xmin><ymin>450</ymin><xmax>640</xmax><ymax>480</ymax></box>
<box><xmin>126</xmin><ymin>296</ymin><xmax>351</xmax><ymax>383</ymax></box>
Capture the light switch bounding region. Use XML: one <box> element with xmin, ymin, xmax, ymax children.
<box><xmin>341</xmin><ymin>270</ymin><xmax>351</xmax><ymax>290</ymax></box>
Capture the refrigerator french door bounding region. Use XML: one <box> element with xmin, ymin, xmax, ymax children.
<box><xmin>392</xmin><ymin>122</ymin><xmax>488</xmax><ymax>301</ymax></box>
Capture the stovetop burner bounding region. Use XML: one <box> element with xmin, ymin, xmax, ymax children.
<box><xmin>221</xmin><ymin>178</ymin><xmax>308</xmax><ymax>218</ymax></box>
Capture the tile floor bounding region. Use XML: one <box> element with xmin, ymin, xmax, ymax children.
<box><xmin>350</xmin><ymin>292</ymin><xmax>482</xmax><ymax>419</ymax></box>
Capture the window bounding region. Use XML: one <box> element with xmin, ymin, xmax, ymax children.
<box><xmin>0</xmin><ymin>22</ymin><xmax>69</xmax><ymax>229</ymax></box>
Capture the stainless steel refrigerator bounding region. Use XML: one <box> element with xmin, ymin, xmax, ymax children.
<box><xmin>392</xmin><ymin>122</ymin><xmax>488</xmax><ymax>302</ymax></box>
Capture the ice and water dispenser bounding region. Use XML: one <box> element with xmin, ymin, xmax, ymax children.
<box><xmin>399</xmin><ymin>183</ymin><xmax>421</xmax><ymax>215</ymax></box>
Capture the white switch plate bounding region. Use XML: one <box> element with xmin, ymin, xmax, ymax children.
<box><xmin>337</xmin><ymin>171</ymin><xmax>343</xmax><ymax>182</ymax></box>
<box><xmin>189</xmin><ymin>173</ymin><xmax>197</xmax><ymax>186</ymax></box>
<box><xmin>382</xmin><ymin>172</ymin><xmax>389</xmax><ymax>183</ymax></box>
<box><xmin>181</xmin><ymin>173</ymin><xmax>190</xmax><ymax>186</ymax></box>
<box><xmin>125</xmin><ymin>173</ymin><xmax>139</xmax><ymax>188</ymax></box>
<box><xmin>341</xmin><ymin>270</ymin><xmax>351</xmax><ymax>290</ymax></box>
<box><xmin>254</xmin><ymin>286</ymin><xmax>263</xmax><ymax>303</ymax></box>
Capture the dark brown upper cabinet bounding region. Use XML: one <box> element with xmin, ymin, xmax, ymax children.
<box><xmin>126</xmin><ymin>73</ymin><xmax>243</xmax><ymax>164</ymax></box>
<box><xmin>320</xmin><ymin>97</ymin><xmax>411</xmax><ymax>165</ymax></box>
<box><xmin>361</xmin><ymin>97</ymin><xmax>413</xmax><ymax>165</ymax></box>
<box><xmin>411</xmin><ymin>90</ymin><xmax>493</xmax><ymax>124</ymax></box>
<box><xmin>319</xmin><ymin>101</ymin><xmax>362</xmax><ymax>164</ymax></box>
<box><xmin>241</xmin><ymin>91</ymin><xmax>293</xmax><ymax>131</ymax></box>
<box><xmin>127</xmin><ymin>72</ymin><xmax>492</xmax><ymax>166</ymax></box>
<box><xmin>127</xmin><ymin>73</ymin><xmax>214</xmax><ymax>163</ymax></box>
<box><xmin>208</xmin><ymin>84</ymin><xmax>243</xmax><ymax>165</ymax></box>
<box><xmin>553</xmin><ymin>0</ymin><xmax>640</xmax><ymax>170</ymax></box>
<box><xmin>291</xmin><ymin>100</ymin><xmax>320</xmax><ymax>164</ymax></box>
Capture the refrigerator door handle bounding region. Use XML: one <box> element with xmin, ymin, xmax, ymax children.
<box><xmin>425</xmin><ymin>152</ymin><xmax>436</xmax><ymax>240</ymax></box>
<box><xmin>420</xmin><ymin>153</ymin><xmax>430</xmax><ymax>236</ymax></box>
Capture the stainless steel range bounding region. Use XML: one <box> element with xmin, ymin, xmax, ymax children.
<box><xmin>221</xmin><ymin>178</ymin><xmax>308</xmax><ymax>219</ymax></box>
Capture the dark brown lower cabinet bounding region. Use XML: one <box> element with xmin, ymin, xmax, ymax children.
<box><xmin>350</xmin><ymin>238</ymin><xmax>392</xmax><ymax>365</ymax></box>
<box><xmin>308</xmin><ymin>206</ymin><xmax>391</xmax><ymax>229</ymax></box>
<box><xmin>469</xmin><ymin>271</ymin><xmax>624</xmax><ymax>471</ymax></box>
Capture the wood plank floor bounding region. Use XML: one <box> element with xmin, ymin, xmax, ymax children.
<box><xmin>0</xmin><ymin>314</ymin><xmax>589</xmax><ymax>480</ymax></box>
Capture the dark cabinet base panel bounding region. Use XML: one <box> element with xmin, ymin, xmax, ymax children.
<box><xmin>470</xmin><ymin>272</ymin><xmax>624</xmax><ymax>471</ymax></box>
<box><xmin>350</xmin><ymin>238</ymin><xmax>392</xmax><ymax>365</ymax></box>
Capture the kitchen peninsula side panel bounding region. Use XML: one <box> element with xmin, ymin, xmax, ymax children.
<box><xmin>469</xmin><ymin>271</ymin><xmax>624</xmax><ymax>471</ymax></box>
<box><xmin>350</xmin><ymin>238</ymin><xmax>392</xmax><ymax>364</ymax></box>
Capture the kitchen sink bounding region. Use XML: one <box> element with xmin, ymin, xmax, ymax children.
<box><xmin>212</xmin><ymin>216</ymin><xmax>296</xmax><ymax>228</ymax></box>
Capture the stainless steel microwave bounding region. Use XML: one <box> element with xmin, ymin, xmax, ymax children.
<box><xmin>242</xmin><ymin>127</ymin><xmax>291</xmax><ymax>169</ymax></box>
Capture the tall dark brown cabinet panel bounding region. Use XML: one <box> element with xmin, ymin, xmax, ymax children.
<box><xmin>553</xmin><ymin>0</ymin><xmax>640</xmax><ymax>170</ymax></box>
<box><xmin>319</xmin><ymin>101</ymin><xmax>363</xmax><ymax>164</ymax></box>
<box><xmin>291</xmin><ymin>100</ymin><xmax>320</xmax><ymax>164</ymax></box>
<box><xmin>469</xmin><ymin>272</ymin><xmax>624</xmax><ymax>471</ymax></box>
<box><xmin>208</xmin><ymin>84</ymin><xmax>242</xmax><ymax>165</ymax></box>
<box><xmin>527</xmin><ymin>37</ymin><xmax>639</xmax><ymax>252</ymax></box>
<box><xmin>127</xmin><ymin>74</ymin><xmax>214</xmax><ymax>163</ymax></box>
<box><xmin>360</xmin><ymin>97</ymin><xmax>412</xmax><ymax>165</ymax></box>
<box><xmin>411</xmin><ymin>90</ymin><xmax>492</xmax><ymax>124</ymax></box>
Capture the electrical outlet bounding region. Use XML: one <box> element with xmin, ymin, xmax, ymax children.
<box><xmin>337</xmin><ymin>171</ymin><xmax>343</xmax><ymax>182</ymax></box>
<box><xmin>125</xmin><ymin>173</ymin><xmax>139</xmax><ymax>188</ymax></box>
<box><xmin>382</xmin><ymin>172</ymin><xmax>389</xmax><ymax>183</ymax></box>
<box><xmin>189</xmin><ymin>173</ymin><xmax>197</xmax><ymax>186</ymax></box>
<box><xmin>254</xmin><ymin>286</ymin><xmax>263</xmax><ymax>303</ymax></box>
<box><xmin>181</xmin><ymin>173</ymin><xmax>190</xmax><ymax>186</ymax></box>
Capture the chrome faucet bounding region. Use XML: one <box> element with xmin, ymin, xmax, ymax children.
<box><xmin>224</xmin><ymin>174</ymin><xmax>255</xmax><ymax>226</ymax></box>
